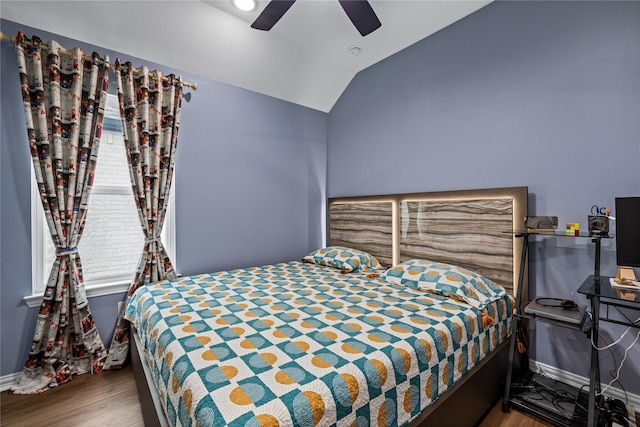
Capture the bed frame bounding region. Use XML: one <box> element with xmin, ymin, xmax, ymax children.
<box><xmin>130</xmin><ymin>186</ymin><xmax>528</xmax><ymax>427</ymax></box>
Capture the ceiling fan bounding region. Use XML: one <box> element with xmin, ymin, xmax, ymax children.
<box><xmin>251</xmin><ymin>0</ymin><xmax>382</xmax><ymax>36</ymax></box>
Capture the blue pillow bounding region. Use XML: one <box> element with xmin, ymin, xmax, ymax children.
<box><xmin>382</xmin><ymin>259</ymin><xmax>506</xmax><ymax>309</ymax></box>
<box><xmin>303</xmin><ymin>246</ymin><xmax>383</xmax><ymax>273</ymax></box>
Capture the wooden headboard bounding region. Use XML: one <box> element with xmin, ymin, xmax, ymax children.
<box><xmin>328</xmin><ymin>187</ymin><xmax>528</xmax><ymax>298</ymax></box>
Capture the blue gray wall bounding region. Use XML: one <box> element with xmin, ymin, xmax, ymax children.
<box><xmin>0</xmin><ymin>19</ymin><xmax>327</xmax><ymax>377</ymax></box>
<box><xmin>328</xmin><ymin>1</ymin><xmax>640</xmax><ymax>393</ymax></box>
<box><xmin>2</xmin><ymin>1</ymin><xmax>640</xmax><ymax>397</ymax></box>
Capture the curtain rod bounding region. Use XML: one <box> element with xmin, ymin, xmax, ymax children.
<box><xmin>0</xmin><ymin>31</ymin><xmax>197</xmax><ymax>91</ymax></box>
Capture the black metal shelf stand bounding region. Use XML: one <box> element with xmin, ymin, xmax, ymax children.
<box><xmin>501</xmin><ymin>232</ymin><xmax>620</xmax><ymax>427</ymax></box>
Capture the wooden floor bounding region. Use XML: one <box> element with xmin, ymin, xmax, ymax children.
<box><xmin>0</xmin><ymin>364</ymin><xmax>558</xmax><ymax>427</ymax></box>
<box><xmin>1</xmin><ymin>364</ymin><xmax>144</xmax><ymax>426</ymax></box>
<box><xmin>480</xmin><ymin>403</ymin><xmax>555</xmax><ymax>427</ymax></box>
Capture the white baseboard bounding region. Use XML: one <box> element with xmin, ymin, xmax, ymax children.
<box><xmin>0</xmin><ymin>372</ymin><xmax>20</xmax><ymax>392</ymax></box>
<box><xmin>531</xmin><ymin>359</ymin><xmax>640</xmax><ymax>412</ymax></box>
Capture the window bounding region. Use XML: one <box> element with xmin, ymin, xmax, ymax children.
<box><xmin>27</xmin><ymin>94</ymin><xmax>176</xmax><ymax>307</ymax></box>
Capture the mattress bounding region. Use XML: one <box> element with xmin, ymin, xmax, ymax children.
<box><xmin>125</xmin><ymin>261</ymin><xmax>514</xmax><ymax>427</ymax></box>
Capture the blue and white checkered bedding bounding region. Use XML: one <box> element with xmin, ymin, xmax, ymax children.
<box><xmin>125</xmin><ymin>261</ymin><xmax>514</xmax><ymax>427</ymax></box>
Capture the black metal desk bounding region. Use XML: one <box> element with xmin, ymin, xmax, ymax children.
<box><xmin>577</xmin><ymin>275</ymin><xmax>640</xmax><ymax>427</ymax></box>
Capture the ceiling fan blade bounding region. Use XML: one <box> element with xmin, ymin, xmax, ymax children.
<box><xmin>338</xmin><ymin>0</ymin><xmax>381</xmax><ymax>36</ymax></box>
<box><xmin>251</xmin><ymin>0</ymin><xmax>297</xmax><ymax>31</ymax></box>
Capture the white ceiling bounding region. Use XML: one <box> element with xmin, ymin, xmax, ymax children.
<box><xmin>1</xmin><ymin>0</ymin><xmax>491</xmax><ymax>112</ymax></box>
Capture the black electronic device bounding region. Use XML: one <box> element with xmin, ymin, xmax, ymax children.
<box><xmin>615</xmin><ymin>197</ymin><xmax>640</xmax><ymax>268</ymax></box>
<box><xmin>603</xmin><ymin>398</ymin><xmax>629</xmax><ymax>427</ymax></box>
<box><xmin>588</xmin><ymin>215</ymin><xmax>609</xmax><ymax>236</ymax></box>
<box><xmin>524</xmin><ymin>299</ymin><xmax>587</xmax><ymax>326</ymax></box>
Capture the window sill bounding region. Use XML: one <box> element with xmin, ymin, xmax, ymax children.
<box><xmin>23</xmin><ymin>279</ymin><xmax>131</xmax><ymax>308</ymax></box>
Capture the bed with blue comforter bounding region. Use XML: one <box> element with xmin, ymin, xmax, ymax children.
<box><xmin>126</xmin><ymin>253</ymin><xmax>514</xmax><ymax>427</ymax></box>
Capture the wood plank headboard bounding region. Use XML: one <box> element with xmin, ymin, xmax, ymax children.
<box><xmin>328</xmin><ymin>187</ymin><xmax>528</xmax><ymax>298</ymax></box>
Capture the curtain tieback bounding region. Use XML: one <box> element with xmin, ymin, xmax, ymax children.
<box><xmin>145</xmin><ymin>237</ymin><xmax>161</xmax><ymax>244</ymax></box>
<box><xmin>56</xmin><ymin>246</ymin><xmax>79</xmax><ymax>256</ymax></box>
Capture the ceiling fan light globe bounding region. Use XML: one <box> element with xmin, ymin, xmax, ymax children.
<box><xmin>233</xmin><ymin>0</ymin><xmax>256</xmax><ymax>12</ymax></box>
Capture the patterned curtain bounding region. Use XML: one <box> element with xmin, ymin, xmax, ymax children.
<box><xmin>10</xmin><ymin>33</ymin><xmax>109</xmax><ymax>394</ymax></box>
<box><xmin>105</xmin><ymin>60</ymin><xmax>182</xmax><ymax>368</ymax></box>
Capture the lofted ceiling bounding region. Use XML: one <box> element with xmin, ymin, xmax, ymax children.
<box><xmin>1</xmin><ymin>1</ymin><xmax>491</xmax><ymax>112</ymax></box>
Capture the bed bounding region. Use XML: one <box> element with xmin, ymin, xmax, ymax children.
<box><xmin>128</xmin><ymin>186</ymin><xmax>528</xmax><ymax>427</ymax></box>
